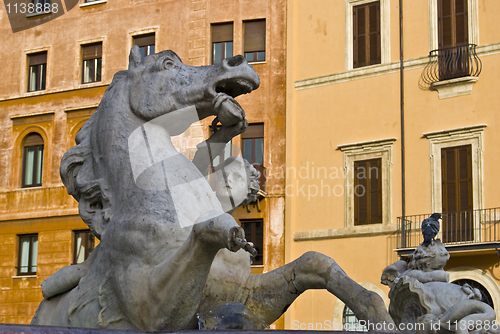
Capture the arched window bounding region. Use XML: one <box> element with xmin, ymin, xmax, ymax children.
<box><xmin>22</xmin><ymin>133</ymin><xmax>44</xmax><ymax>188</ymax></box>
<box><xmin>452</xmin><ymin>279</ymin><xmax>494</xmax><ymax>309</ymax></box>
<box><xmin>342</xmin><ymin>305</ymin><xmax>367</xmax><ymax>331</ymax></box>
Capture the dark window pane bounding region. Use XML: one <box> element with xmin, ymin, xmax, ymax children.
<box><xmin>257</xmin><ymin>51</ymin><xmax>265</xmax><ymax>61</ymax></box>
<box><xmin>225</xmin><ymin>41</ymin><xmax>233</xmax><ymax>59</ymax></box>
<box><xmin>243</xmin><ymin>138</ymin><xmax>252</xmax><ymax>162</ymax></box>
<box><xmin>213</xmin><ymin>42</ymin><xmax>222</xmax><ymax>64</ymax></box>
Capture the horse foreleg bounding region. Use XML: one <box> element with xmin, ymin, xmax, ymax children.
<box><xmin>241</xmin><ymin>251</ymin><xmax>394</xmax><ymax>327</ymax></box>
<box><xmin>119</xmin><ymin>212</ymin><xmax>253</xmax><ymax>330</ymax></box>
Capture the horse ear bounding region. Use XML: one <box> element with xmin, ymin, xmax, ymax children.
<box><xmin>129</xmin><ymin>45</ymin><xmax>142</xmax><ymax>69</ymax></box>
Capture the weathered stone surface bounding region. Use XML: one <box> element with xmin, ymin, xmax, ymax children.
<box><xmin>382</xmin><ymin>240</ymin><xmax>497</xmax><ymax>333</ymax></box>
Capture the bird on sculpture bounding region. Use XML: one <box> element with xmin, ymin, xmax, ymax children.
<box><xmin>421</xmin><ymin>213</ymin><xmax>441</xmax><ymax>246</ymax></box>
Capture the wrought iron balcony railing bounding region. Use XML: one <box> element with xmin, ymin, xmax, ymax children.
<box><xmin>420</xmin><ymin>44</ymin><xmax>482</xmax><ymax>89</ymax></box>
<box><xmin>397</xmin><ymin>208</ymin><xmax>500</xmax><ymax>251</ymax></box>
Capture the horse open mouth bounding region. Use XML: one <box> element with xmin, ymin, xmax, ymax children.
<box><xmin>211</xmin><ymin>78</ymin><xmax>258</xmax><ymax>126</ymax></box>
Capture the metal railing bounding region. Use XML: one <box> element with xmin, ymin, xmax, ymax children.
<box><xmin>397</xmin><ymin>208</ymin><xmax>500</xmax><ymax>249</ymax></box>
<box><xmin>419</xmin><ymin>44</ymin><xmax>482</xmax><ymax>89</ymax></box>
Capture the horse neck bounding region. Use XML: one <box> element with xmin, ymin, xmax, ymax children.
<box><xmin>92</xmin><ymin>87</ymin><xmax>180</xmax><ymax>219</ymax></box>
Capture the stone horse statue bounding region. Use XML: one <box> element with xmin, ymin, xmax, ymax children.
<box><xmin>31</xmin><ymin>47</ymin><xmax>393</xmax><ymax>330</ymax></box>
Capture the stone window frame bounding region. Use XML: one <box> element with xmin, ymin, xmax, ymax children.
<box><xmin>345</xmin><ymin>0</ymin><xmax>390</xmax><ymax>71</ymax></box>
<box><xmin>428</xmin><ymin>0</ymin><xmax>479</xmax><ymax>52</ymax></box>
<box><xmin>423</xmin><ymin>125</ymin><xmax>485</xmax><ymax>232</ymax></box>
<box><xmin>338</xmin><ymin>138</ymin><xmax>395</xmax><ymax>230</ymax></box>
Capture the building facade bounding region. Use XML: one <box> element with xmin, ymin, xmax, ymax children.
<box><xmin>0</xmin><ymin>0</ymin><xmax>286</xmax><ymax>324</ymax></box>
<box><xmin>285</xmin><ymin>0</ymin><xmax>500</xmax><ymax>329</ymax></box>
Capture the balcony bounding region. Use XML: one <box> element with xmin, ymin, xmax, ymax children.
<box><xmin>396</xmin><ymin>208</ymin><xmax>500</xmax><ymax>256</ymax></box>
<box><xmin>419</xmin><ymin>44</ymin><xmax>482</xmax><ymax>98</ymax></box>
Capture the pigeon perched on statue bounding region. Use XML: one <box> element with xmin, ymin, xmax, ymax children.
<box><xmin>421</xmin><ymin>213</ymin><xmax>441</xmax><ymax>246</ymax></box>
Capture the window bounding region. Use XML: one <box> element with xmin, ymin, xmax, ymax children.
<box><xmin>353</xmin><ymin>1</ymin><xmax>380</xmax><ymax>68</ymax></box>
<box><xmin>342</xmin><ymin>306</ymin><xmax>367</xmax><ymax>331</ymax></box>
<box><xmin>74</xmin><ymin>230</ymin><xmax>95</xmax><ymax>264</ymax></box>
<box><xmin>133</xmin><ymin>33</ymin><xmax>155</xmax><ymax>59</ymax></box>
<box><xmin>241</xmin><ymin>123</ymin><xmax>265</xmax><ymax>191</ymax></box>
<box><xmin>338</xmin><ymin>138</ymin><xmax>394</xmax><ymax>229</ymax></box>
<box><xmin>441</xmin><ymin>145</ymin><xmax>473</xmax><ymax>242</ymax></box>
<box><xmin>27</xmin><ymin>52</ymin><xmax>47</xmax><ymax>92</ymax></box>
<box><xmin>436</xmin><ymin>0</ymin><xmax>469</xmax><ymax>80</ymax></box>
<box><xmin>22</xmin><ymin>133</ymin><xmax>44</xmax><ymax>188</ymax></box>
<box><xmin>211</xmin><ymin>22</ymin><xmax>233</xmax><ymax>64</ymax></box>
<box><xmin>32</xmin><ymin>0</ymin><xmax>50</xmax><ymax>6</ymax></box>
<box><xmin>243</xmin><ymin>19</ymin><xmax>266</xmax><ymax>63</ymax></box>
<box><xmin>18</xmin><ymin>234</ymin><xmax>38</xmax><ymax>276</ymax></box>
<box><xmin>438</xmin><ymin>0</ymin><xmax>468</xmax><ymax>49</ymax></box>
<box><xmin>207</xmin><ymin>125</ymin><xmax>232</xmax><ymax>188</ymax></box>
<box><xmin>354</xmin><ymin>158</ymin><xmax>382</xmax><ymax>226</ymax></box>
<box><xmin>424</xmin><ymin>125</ymin><xmax>484</xmax><ymax>239</ymax></box>
<box><xmin>82</xmin><ymin>43</ymin><xmax>102</xmax><ymax>84</ymax></box>
<box><xmin>240</xmin><ymin>219</ymin><xmax>263</xmax><ymax>265</ymax></box>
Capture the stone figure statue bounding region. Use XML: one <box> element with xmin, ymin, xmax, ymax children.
<box><xmin>382</xmin><ymin>238</ymin><xmax>497</xmax><ymax>334</ymax></box>
<box><xmin>31</xmin><ymin>47</ymin><xmax>394</xmax><ymax>330</ymax></box>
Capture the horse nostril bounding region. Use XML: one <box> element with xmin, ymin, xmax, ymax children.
<box><xmin>225</xmin><ymin>55</ymin><xmax>245</xmax><ymax>67</ymax></box>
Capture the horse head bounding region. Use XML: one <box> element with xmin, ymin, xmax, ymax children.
<box><xmin>60</xmin><ymin>47</ymin><xmax>260</xmax><ymax>240</ymax></box>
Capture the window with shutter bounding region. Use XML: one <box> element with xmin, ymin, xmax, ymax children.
<box><xmin>241</xmin><ymin>123</ymin><xmax>265</xmax><ymax>191</ymax></box>
<box><xmin>240</xmin><ymin>219</ymin><xmax>264</xmax><ymax>265</ymax></box>
<box><xmin>133</xmin><ymin>33</ymin><xmax>155</xmax><ymax>59</ymax></box>
<box><xmin>27</xmin><ymin>52</ymin><xmax>47</xmax><ymax>92</ymax></box>
<box><xmin>243</xmin><ymin>19</ymin><xmax>266</xmax><ymax>63</ymax></box>
<box><xmin>353</xmin><ymin>1</ymin><xmax>380</xmax><ymax>68</ymax></box>
<box><xmin>81</xmin><ymin>43</ymin><xmax>102</xmax><ymax>84</ymax></box>
<box><xmin>18</xmin><ymin>234</ymin><xmax>38</xmax><ymax>276</ymax></box>
<box><xmin>441</xmin><ymin>145</ymin><xmax>473</xmax><ymax>242</ymax></box>
<box><xmin>354</xmin><ymin>158</ymin><xmax>382</xmax><ymax>226</ymax></box>
<box><xmin>74</xmin><ymin>230</ymin><xmax>95</xmax><ymax>264</ymax></box>
<box><xmin>22</xmin><ymin>133</ymin><xmax>44</xmax><ymax>188</ymax></box>
<box><xmin>438</xmin><ymin>0</ymin><xmax>468</xmax><ymax>48</ymax></box>
<box><xmin>211</xmin><ymin>22</ymin><xmax>233</xmax><ymax>64</ymax></box>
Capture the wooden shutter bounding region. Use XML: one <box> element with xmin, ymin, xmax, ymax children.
<box><xmin>354</xmin><ymin>160</ymin><xmax>368</xmax><ymax>225</ymax></box>
<box><xmin>354</xmin><ymin>158</ymin><xmax>382</xmax><ymax>226</ymax></box>
<box><xmin>28</xmin><ymin>52</ymin><xmax>47</xmax><ymax>66</ymax></box>
<box><xmin>241</xmin><ymin>123</ymin><xmax>264</xmax><ymax>139</ymax></box>
<box><xmin>441</xmin><ymin>145</ymin><xmax>473</xmax><ymax>242</ymax></box>
<box><xmin>212</xmin><ymin>22</ymin><xmax>233</xmax><ymax>43</ymax></box>
<box><xmin>244</xmin><ymin>19</ymin><xmax>266</xmax><ymax>53</ymax></box>
<box><xmin>353</xmin><ymin>1</ymin><xmax>380</xmax><ymax>68</ymax></box>
<box><xmin>133</xmin><ymin>33</ymin><xmax>155</xmax><ymax>47</ymax></box>
<box><xmin>82</xmin><ymin>43</ymin><xmax>102</xmax><ymax>60</ymax></box>
<box><xmin>438</xmin><ymin>0</ymin><xmax>468</xmax><ymax>48</ymax></box>
<box><xmin>24</xmin><ymin>133</ymin><xmax>44</xmax><ymax>146</ymax></box>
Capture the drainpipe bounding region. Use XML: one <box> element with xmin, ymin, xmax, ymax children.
<box><xmin>400</xmin><ymin>0</ymin><xmax>406</xmax><ymax>250</ymax></box>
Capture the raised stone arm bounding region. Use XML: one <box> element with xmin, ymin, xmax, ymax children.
<box><xmin>192</xmin><ymin>119</ymin><xmax>248</xmax><ymax>176</ymax></box>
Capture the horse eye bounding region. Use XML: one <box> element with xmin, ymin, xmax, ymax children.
<box><xmin>162</xmin><ymin>59</ymin><xmax>175</xmax><ymax>70</ymax></box>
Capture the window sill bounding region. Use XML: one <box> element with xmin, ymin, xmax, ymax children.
<box><xmin>248</xmin><ymin>61</ymin><xmax>266</xmax><ymax>65</ymax></box>
<box><xmin>79</xmin><ymin>81</ymin><xmax>103</xmax><ymax>89</ymax></box>
<box><xmin>80</xmin><ymin>0</ymin><xmax>107</xmax><ymax>7</ymax></box>
<box><xmin>12</xmin><ymin>275</ymin><xmax>37</xmax><ymax>279</ymax></box>
<box><xmin>430</xmin><ymin>76</ymin><xmax>478</xmax><ymax>99</ymax></box>
<box><xmin>24</xmin><ymin>90</ymin><xmax>47</xmax><ymax>98</ymax></box>
<box><xmin>293</xmin><ymin>224</ymin><xmax>397</xmax><ymax>242</ymax></box>
<box><xmin>26</xmin><ymin>11</ymin><xmax>52</xmax><ymax>18</ymax></box>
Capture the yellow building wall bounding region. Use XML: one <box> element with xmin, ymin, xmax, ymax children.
<box><xmin>286</xmin><ymin>0</ymin><xmax>500</xmax><ymax>329</ymax></box>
